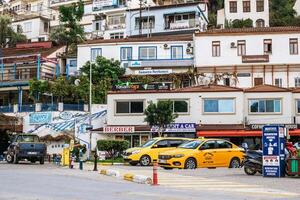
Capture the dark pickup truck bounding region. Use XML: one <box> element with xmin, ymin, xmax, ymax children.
<box><xmin>5</xmin><ymin>134</ymin><xmax>46</xmax><ymax>164</ymax></box>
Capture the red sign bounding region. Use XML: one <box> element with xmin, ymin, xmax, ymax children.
<box><xmin>103</xmin><ymin>126</ymin><xmax>135</xmax><ymax>133</ymax></box>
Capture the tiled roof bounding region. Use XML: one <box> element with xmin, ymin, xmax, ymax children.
<box><xmin>291</xmin><ymin>88</ymin><xmax>300</xmax><ymax>93</ymax></box>
<box><xmin>79</xmin><ymin>34</ymin><xmax>193</xmax><ymax>45</ymax></box>
<box><xmin>244</xmin><ymin>84</ymin><xmax>291</xmax><ymax>93</ymax></box>
<box><xmin>2</xmin><ymin>46</ymin><xmax>62</xmax><ymax>58</ymax></box>
<box><xmin>108</xmin><ymin>84</ymin><xmax>243</xmax><ymax>95</ymax></box>
<box><xmin>195</xmin><ymin>26</ymin><xmax>300</xmax><ymax>36</ymax></box>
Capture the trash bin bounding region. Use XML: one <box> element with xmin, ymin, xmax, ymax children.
<box><xmin>286</xmin><ymin>158</ymin><xmax>300</xmax><ymax>176</ymax></box>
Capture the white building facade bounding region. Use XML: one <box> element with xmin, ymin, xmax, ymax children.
<box><xmin>194</xmin><ymin>27</ymin><xmax>300</xmax><ymax>88</ymax></box>
<box><xmin>217</xmin><ymin>0</ymin><xmax>269</xmax><ymax>28</ymax></box>
<box><xmin>77</xmin><ymin>34</ymin><xmax>194</xmax><ymax>76</ymax></box>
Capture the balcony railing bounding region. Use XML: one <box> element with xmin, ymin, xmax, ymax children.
<box><xmin>19</xmin><ymin>104</ymin><xmax>36</xmax><ymax>112</ymax></box>
<box><xmin>128</xmin><ymin>59</ymin><xmax>193</xmax><ymax>68</ymax></box>
<box><xmin>165</xmin><ymin>19</ymin><xmax>197</xmax><ymax>30</ymax></box>
<box><xmin>63</xmin><ymin>104</ymin><xmax>84</xmax><ymax>111</ymax></box>
<box><xmin>41</xmin><ymin>104</ymin><xmax>58</xmax><ymax>112</ymax></box>
<box><xmin>0</xmin><ymin>105</ymin><xmax>13</xmax><ymax>113</ymax></box>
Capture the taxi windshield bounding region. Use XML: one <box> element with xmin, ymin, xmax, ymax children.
<box><xmin>141</xmin><ymin>139</ymin><xmax>157</xmax><ymax>148</ymax></box>
<box><xmin>179</xmin><ymin>140</ymin><xmax>203</xmax><ymax>149</ymax></box>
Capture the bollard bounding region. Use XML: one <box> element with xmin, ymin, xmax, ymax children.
<box><xmin>152</xmin><ymin>159</ymin><xmax>159</xmax><ymax>186</ymax></box>
<box><xmin>93</xmin><ymin>152</ymin><xmax>98</xmax><ymax>171</ymax></box>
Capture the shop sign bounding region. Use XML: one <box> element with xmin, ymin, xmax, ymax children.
<box><xmin>103</xmin><ymin>126</ymin><xmax>135</xmax><ymax>133</ymax></box>
<box><xmin>151</xmin><ymin>123</ymin><xmax>196</xmax><ymax>133</ymax></box>
<box><xmin>242</xmin><ymin>55</ymin><xmax>269</xmax><ymax>63</ymax></box>
<box><xmin>262</xmin><ymin>126</ymin><xmax>285</xmax><ymax>177</ymax></box>
<box><xmin>135</xmin><ymin>69</ymin><xmax>172</xmax><ymax>75</ymax></box>
<box><xmin>29</xmin><ymin>112</ymin><xmax>52</xmax><ymax>125</ymax></box>
<box><xmin>59</xmin><ymin>112</ymin><xmax>73</xmax><ymax>120</ymax></box>
<box><xmin>250</xmin><ymin>124</ymin><xmax>297</xmax><ymax>130</ymax></box>
<box><xmin>113</xmin><ymin>82</ymin><xmax>171</xmax><ymax>91</ymax></box>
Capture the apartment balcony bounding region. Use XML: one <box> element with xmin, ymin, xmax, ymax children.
<box><xmin>50</xmin><ymin>0</ymin><xmax>91</xmax><ymax>8</ymax></box>
<box><xmin>128</xmin><ymin>59</ymin><xmax>193</xmax><ymax>68</ymax></box>
<box><xmin>154</xmin><ymin>0</ymin><xmax>202</xmax><ymax>6</ymax></box>
<box><xmin>165</xmin><ymin>19</ymin><xmax>197</xmax><ymax>30</ymax></box>
<box><xmin>106</xmin><ymin>24</ymin><xmax>126</xmax><ymax>30</ymax></box>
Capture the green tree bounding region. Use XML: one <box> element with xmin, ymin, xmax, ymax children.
<box><xmin>50</xmin><ymin>76</ymin><xmax>71</xmax><ymax>102</ymax></box>
<box><xmin>50</xmin><ymin>0</ymin><xmax>85</xmax><ymax>54</ymax></box>
<box><xmin>270</xmin><ymin>0</ymin><xmax>299</xmax><ymax>26</ymax></box>
<box><xmin>80</xmin><ymin>56</ymin><xmax>125</xmax><ymax>103</ymax></box>
<box><xmin>29</xmin><ymin>79</ymin><xmax>50</xmax><ymax>103</ymax></box>
<box><xmin>225</xmin><ymin>19</ymin><xmax>253</xmax><ymax>28</ymax></box>
<box><xmin>144</xmin><ymin>100</ymin><xmax>178</xmax><ymax>137</ymax></box>
<box><xmin>0</xmin><ymin>15</ymin><xmax>26</xmax><ymax>48</ymax></box>
<box><xmin>97</xmin><ymin>140</ymin><xmax>129</xmax><ymax>162</ymax></box>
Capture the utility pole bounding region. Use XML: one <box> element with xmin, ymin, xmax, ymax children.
<box><xmin>139</xmin><ymin>0</ymin><xmax>142</xmax><ymax>36</ymax></box>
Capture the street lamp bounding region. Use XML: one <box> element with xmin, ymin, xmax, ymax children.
<box><xmin>77</xmin><ymin>34</ymin><xmax>93</xmax><ymax>159</ymax></box>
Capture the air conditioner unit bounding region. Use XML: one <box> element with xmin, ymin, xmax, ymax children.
<box><xmin>163</xmin><ymin>43</ymin><xmax>169</xmax><ymax>49</ymax></box>
<box><xmin>230</xmin><ymin>42</ymin><xmax>237</xmax><ymax>48</ymax></box>
<box><xmin>186</xmin><ymin>47</ymin><xmax>193</xmax><ymax>54</ymax></box>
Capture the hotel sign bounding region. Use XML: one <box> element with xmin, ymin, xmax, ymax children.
<box><xmin>250</xmin><ymin>124</ymin><xmax>297</xmax><ymax>130</ymax></box>
<box><xmin>103</xmin><ymin>126</ymin><xmax>135</xmax><ymax>133</ymax></box>
<box><xmin>242</xmin><ymin>55</ymin><xmax>269</xmax><ymax>63</ymax></box>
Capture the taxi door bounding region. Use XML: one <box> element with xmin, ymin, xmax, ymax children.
<box><xmin>215</xmin><ymin>140</ymin><xmax>235</xmax><ymax>167</ymax></box>
<box><xmin>150</xmin><ymin>139</ymin><xmax>173</xmax><ymax>161</ymax></box>
<box><xmin>198</xmin><ymin>140</ymin><xmax>220</xmax><ymax>167</ymax></box>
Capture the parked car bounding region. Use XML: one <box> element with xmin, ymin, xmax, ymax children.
<box><xmin>6</xmin><ymin>134</ymin><xmax>47</xmax><ymax>164</ymax></box>
<box><xmin>123</xmin><ymin>137</ymin><xmax>191</xmax><ymax>166</ymax></box>
<box><xmin>158</xmin><ymin>139</ymin><xmax>245</xmax><ymax>169</ymax></box>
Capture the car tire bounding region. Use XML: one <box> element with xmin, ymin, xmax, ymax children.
<box><xmin>30</xmin><ymin>159</ymin><xmax>36</xmax><ymax>163</ymax></box>
<box><xmin>139</xmin><ymin>155</ymin><xmax>151</xmax><ymax>166</ymax></box>
<box><xmin>244</xmin><ymin>166</ymin><xmax>257</xmax><ymax>175</ymax></box>
<box><xmin>13</xmin><ymin>154</ymin><xmax>19</xmax><ymax>164</ymax></box>
<box><xmin>184</xmin><ymin>158</ymin><xmax>197</xmax><ymax>169</ymax></box>
<box><xmin>229</xmin><ymin>157</ymin><xmax>240</xmax><ymax>168</ymax></box>
<box><xmin>40</xmin><ymin>158</ymin><xmax>44</xmax><ymax>165</ymax></box>
<box><xmin>6</xmin><ymin>153</ymin><xmax>14</xmax><ymax>163</ymax></box>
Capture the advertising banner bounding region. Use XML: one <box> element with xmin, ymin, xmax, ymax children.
<box><xmin>262</xmin><ymin>125</ymin><xmax>285</xmax><ymax>177</ymax></box>
<box><xmin>29</xmin><ymin>112</ymin><xmax>52</xmax><ymax>125</ymax></box>
<box><xmin>151</xmin><ymin>123</ymin><xmax>196</xmax><ymax>133</ymax></box>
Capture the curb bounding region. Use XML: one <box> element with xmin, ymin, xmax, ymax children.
<box><xmin>99</xmin><ymin>169</ymin><xmax>152</xmax><ymax>185</ymax></box>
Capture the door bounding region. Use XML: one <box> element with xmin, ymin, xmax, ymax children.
<box><xmin>198</xmin><ymin>140</ymin><xmax>218</xmax><ymax>167</ymax></box>
<box><xmin>215</xmin><ymin>140</ymin><xmax>234</xmax><ymax>167</ymax></box>
<box><xmin>254</xmin><ymin>78</ymin><xmax>263</xmax><ymax>86</ymax></box>
<box><xmin>150</xmin><ymin>140</ymin><xmax>172</xmax><ymax>161</ymax></box>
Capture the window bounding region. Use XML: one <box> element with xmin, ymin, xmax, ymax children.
<box><xmin>295</xmin><ymin>77</ymin><xmax>300</xmax><ymax>87</ymax></box>
<box><xmin>243</xmin><ymin>1</ymin><xmax>251</xmax><ymax>12</ymax></box>
<box><xmin>216</xmin><ymin>140</ymin><xmax>232</xmax><ymax>148</ymax></box>
<box><xmin>256</xmin><ymin>0</ymin><xmax>264</xmax><ymax>12</ymax></box>
<box><xmin>154</xmin><ymin>140</ymin><xmax>169</xmax><ymax>148</ymax></box>
<box><xmin>139</xmin><ymin>47</ymin><xmax>156</xmax><ymax>60</ymax></box>
<box><xmin>69</xmin><ymin>60</ymin><xmax>77</xmax><ymax>68</ymax></box>
<box><xmin>23</xmin><ymin>22</ymin><xmax>32</xmax><ymax>32</ymax></box>
<box><xmin>296</xmin><ymin>100</ymin><xmax>300</xmax><ymax>113</ymax></box>
<box><xmin>38</xmin><ymin>37</ymin><xmax>45</xmax><ymax>42</ymax></box>
<box><xmin>120</xmin><ymin>47</ymin><xmax>132</xmax><ymax>61</ymax></box>
<box><xmin>275</xmin><ymin>78</ymin><xmax>282</xmax><ymax>87</ymax></box>
<box><xmin>135</xmin><ymin>16</ymin><xmax>155</xmax><ymax>30</ymax></box>
<box><xmin>264</xmin><ymin>39</ymin><xmax>272</xmax><ymax>54</ymax></box>
<box><xmin>254</xmin><ymin>77</ymin><xmax>263</xmax><ymax>86</ymax></box>
<box><xmin>237</xmin><ymin>40</ymin><xmax>246</xmax><ymax>56</ymax></box>
<box><xmin>95</xmin><ymin>21</ymin><xmax>100</xmax><ymax>31</ymax></box>
<box><xmin>107</xmin><ymin>15</ymin><xmax>125</xmax><ymax>26</ymax></box>
<box><xmin>110</xmin><ymin>32</ymin><xmax>124</xmax><ymax>39</ymax></box>
<box><xmin>256</xmin><ymin>19</ymin><xmax>265</xmax><ymax>27</ymax></box>
<box><xmin>224</xmin><ymin>78</ymin><xmax>230</xmax><ymax>86</ymax></box>
<box><xmin>212</xmin><ymin>41</ymin><xmax>220</xmax><ymax>57</ymax></box>
<box><xmin>44</xmin><ymin>22</ymin><xmax>49</xmax><ymax>33</ymax></box>
<box><xmin>91</xmin><ymin>48</ymin><xmax>102</xmax><ymax>62</ymax></box>
<box><xmin>200</xmin><ymin>141</ymin><xmax>216</xmax><ymax>150</ymax></box>
<box><xmin>159</xmin><ymin>100</ymin><xmax>189</xmax><ymax>114</ymax></box>
<box><xmin>116</xmin><ymin>100</ymin><xmax>144</xmax><ymax>114</ymax></box>
<box><xmin>171</xmin><ymin>46</ymin><xmax>183</xmax><ymax>59</ymax></box>
<box><xmin>290</xmin><ymin>38</ymin><xmax>298</xmax><ymax>55</ymax></box>
<box><xmin>169</xmin><ymin>140</ymin><xmax>185</xmax><ymax>147</ymax></box>
<box><xmin>249</xmin><ymin>99</ymin><xmax>281</xmax><ymax>113</ymax></box>
<box><xmin>229</xmin><ymin>1</ymin><xmax>237</xmax><ymax>13</ymax></box>
<box><xmin>203</xmin><ymin>99</ymin><xmax>235</xmax><ymax>113</ymax></box>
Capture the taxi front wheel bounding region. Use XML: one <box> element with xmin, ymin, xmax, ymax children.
<box><xmin>184</xmin><ymin>158</ymin><xmax>197</xmax><ymax>169</ymax></box>
<box><xmin>140</xmin><ymin>155</ymin><xmax>151</xmax><ymax>166</ymax></box>
<box><xmin>229</xmin><ymin>157</ymin><xmax>240</xmax><ymax>168</ymax></box>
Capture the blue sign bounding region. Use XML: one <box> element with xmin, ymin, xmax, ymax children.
<box><xmin>262</xmin><ymin>126</ymin><xmax>285</xmax><ymax>177</ymax></box>
<box><xmin>29</xmin><ymin>112</ymin><xmax>52</xmax><ymax>125</ymax></box>
<box><xmin>151</xmin><ymin>123</ymin><xmax>196</xmax><ymax>133</ymax></box>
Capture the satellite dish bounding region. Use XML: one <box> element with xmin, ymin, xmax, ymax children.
<box><xmin>74</xmin><ymin>79</ymin><xmax>80</xmax><ymax>86</ymax></box>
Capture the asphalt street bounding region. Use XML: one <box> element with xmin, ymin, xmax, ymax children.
<box><xmin>0</xmin><ymin>162</ymin><xmax>299</xmax><ymax>200</ymax></box>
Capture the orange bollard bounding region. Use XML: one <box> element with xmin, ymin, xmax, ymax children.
<box><xmin>152</xmin><ymin>159</ymin><xmax>159</xmax><ymax>186</ymax></box>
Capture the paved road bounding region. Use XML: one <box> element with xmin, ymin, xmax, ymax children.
<box><xmin>0</xmin><ymin>162</ymin><xmax>299</xmax><ymax>200</ymax></box>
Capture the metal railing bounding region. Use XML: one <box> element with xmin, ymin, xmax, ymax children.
<box><xmin>63</xmin><ymin>104</ymin><xmax>84</xmax><ymax>111</ymax></box>
<box><xmin>41</xmin><ymin>104</ymin><xmax>58</xmax><ymax>112</ymax></box>
<box><xmin>19</xmin><ymin>104</ymin><xmax>36</xmax><ymax>112</ymax></box>
<box><xmin>0</xmin><ymin>106</ymin><xmax>13</xmax><ymax>113</ymax></box>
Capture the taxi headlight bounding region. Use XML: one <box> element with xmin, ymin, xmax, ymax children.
<box><xmin>131</xmin><ymin>150</ymin><xmax>141</xmax><ymax>155</ymax></box>
<box><xmin>173</xmin><ymin>154</ymin><xmax>184</xmax><ymax>158</ymax></box>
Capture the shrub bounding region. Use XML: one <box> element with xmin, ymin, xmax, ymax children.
<box><xmin>97</xmin><ymin>140</ymin><xmax>129</xmax><ymax>159</ymax></box>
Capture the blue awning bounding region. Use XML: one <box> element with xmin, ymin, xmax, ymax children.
<box><xmin>0</xmin><ymin>81</ymin><xmax>29</xmax><ymax>87</ymax></box>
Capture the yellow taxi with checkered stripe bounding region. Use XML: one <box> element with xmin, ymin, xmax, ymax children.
<box><xmin>158</xmin><ymin>138</ymin><xmax>245</xmax><ymax>169</ymax></box>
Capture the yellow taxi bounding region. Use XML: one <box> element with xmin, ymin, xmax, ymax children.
<box><xmin>158</xmin><ymin>138</ymin><xmax>245</xmax><ymax>169</ymax></box>
<box><xmin>123</xmin><ymin>137</ymin><xmax>191</xmax><ymax>166</ymax></box>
